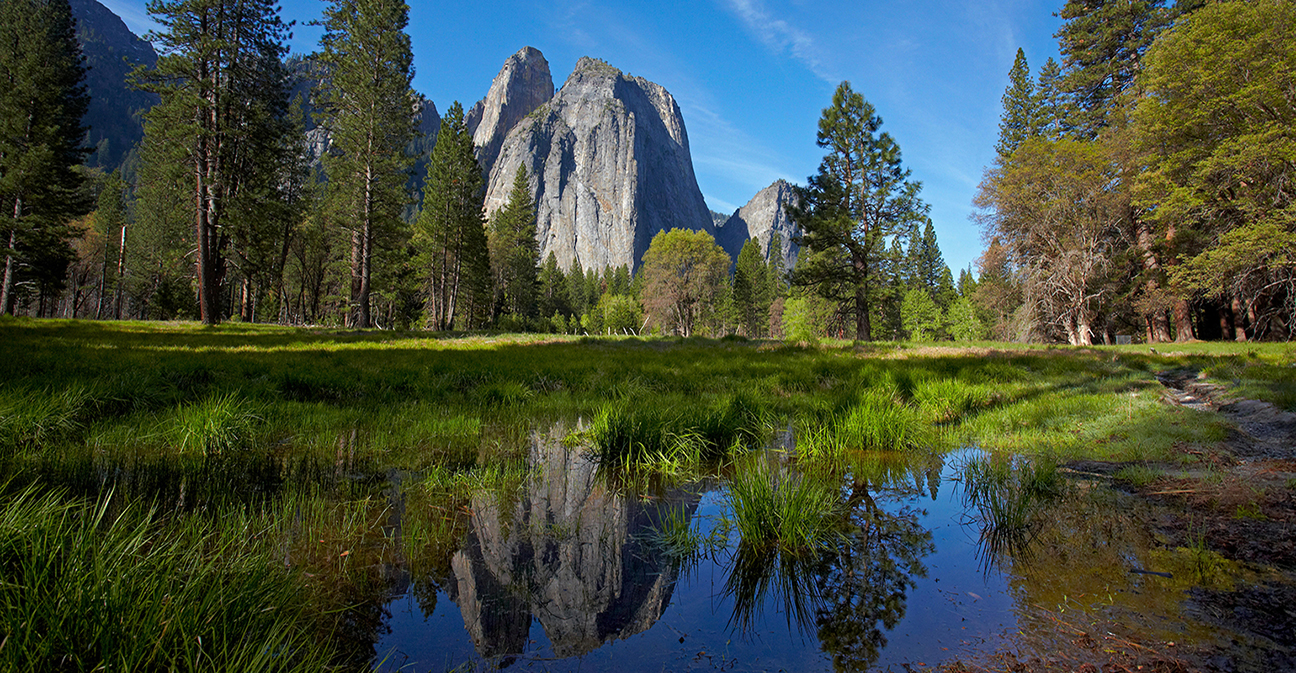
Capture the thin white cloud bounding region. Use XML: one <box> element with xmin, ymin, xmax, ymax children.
<box><xmin>722</xmin><ymin>0</ymin><xmax>835</xmax><ymax>84</ymax></box>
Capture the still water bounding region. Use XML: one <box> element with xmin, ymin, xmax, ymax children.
<box><xmin>370</xmin><ymin>434</ymin><xmax>1021</xmax><ymax>672</ymax></box>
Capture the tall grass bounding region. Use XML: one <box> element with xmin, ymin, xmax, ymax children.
<box><xmin>796</xmin><ymin>391</ymin><xmax>933</xmax><ymax>463</ymax></box>
<box><xmin>585</xmin><ymin>392</ymin><xmax>769</xmax><ymax>470</ymax></box>
<box><xmin>166</xmin><ymin>392</ymin><xmax>264</xmax><ymax>455</ymax></box>
<box><xmin>726</xmin><ymin>457</ymin><xmax>843</xmax><ymax>552</ymax></box>
<box><xmin>0</xmin><ymin>387</ymin><xmax>91</xmax><ymax>454</ymax></box>
<box><xmin>0</xmin><ymin>485</ymin><xmax>335</xmax><ymax>672</ymax></box>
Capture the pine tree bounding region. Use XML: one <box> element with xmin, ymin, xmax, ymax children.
<box><xmin>1035</xmin><ymin>57</ymin><xmax>1067</xmax><ymax>139</ymax></box>
<box><xmin>911</xmin><ymin>219</ymin><xmax>946</xmax><ymax>292</ymax></box>
<box><xmin>316</xmin><ymin>0</ymin><xmax>417</xmax><ymax>328</ymax></box>
<box><xmin>566</xmin><ymin>257</ymin><xmax>586</xmax><ymax>316</ymax></box>
<box><xmin>487</xmin><ymin>165</ymin><xmax>538</xmax><ymax>322</ymax></box>
<box><xmin>995</xmin><ymin>48</ymin><xmax>1042</xmax><ymax>158</ymax></box>
<box><xmin>957</xmin><ymin>266</ymin><xmax>978</xmax><ymax>298</ymax></box>
<box><xmin>134</xmin><ymin>0</ymin><xmax>290</xmax><ymax>325</ymax></box>
<box><xmin>934</xmin><ymin>265</ymin><xmax>958</xmax><ymax>312</ymax></box>
<box><xmin>536</xmin><ymin>251</ymin><xmax>567</xmax><ymax>318</ymax></box>
<box><xmin>0</xmin><ymin>0</ymin><xmax>89</xmax><ymax>314</ymax></box>
<box><xmin>790</xmin><ymin>81</ymin><xmax>929</xmax><ymax>341</ymax></box>
<box><xmin>765</xmin><ymin>230</ymin><xmax>788</xmax><ymax>297</ymax></box>
<box><xmin>1055</xmin><ymin>0</ymin><xmax>1172</xmax><ymax>138</ymax></box>
<box><xmin>732</xmin><ymin>238</ymin><xmax>771</xmax><ymax>337</ymax></box>
<box><xmin>416</xmin><ymin>102</ymin><xmax>485</xmax><ymax>331</ymax></box>
<box><xmin>132</xmin><ymin>105</ymin><xmax>197</xmax><ymax>320</ymax></box>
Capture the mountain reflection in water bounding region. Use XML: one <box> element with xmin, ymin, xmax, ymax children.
<box><xmin>375</xmin><ymin>432</ymin><xmax>1001</xmax><ymax>672</ymax></box>
<box><xmin>444</xmin><ymin>425</ymin><xmax>699</xmax><ymax>662</ymax></box>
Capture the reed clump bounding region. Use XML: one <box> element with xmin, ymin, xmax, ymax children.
<box><xmin>726</xmin><ymin>457</ymin><xmax>843</xmax><ymax>553</ymax></box>
<box><xmin>165</xmin><ymin>392</ymin><xmax>264</xmax><ymax>455</ymax></box>
<box><xmin>796</xmin><ymin>391</ymin><xmax>933</xmax><ymax>463</ymax></box>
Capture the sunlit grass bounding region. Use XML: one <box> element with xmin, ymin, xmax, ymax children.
<box><xmin>1</xmin><ymin>318</ymin><xmax>1292</xmax><ymax>669</ymax></box>
<box><xmin>725</xmin><ymin>456</ymin><xmax>843</xmax><ymax>553</ymax></box>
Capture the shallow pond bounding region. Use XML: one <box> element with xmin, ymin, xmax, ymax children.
<box><xmin>355</xmin><ymin>428</ymin><xmax>1282</xmax><ymax>672</ymax></box>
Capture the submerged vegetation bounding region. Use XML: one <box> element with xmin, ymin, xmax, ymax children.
<box><xmin>0</xmin><ymin>319</ymin><xmax>1293</xmax><ymax>669</ymax></box>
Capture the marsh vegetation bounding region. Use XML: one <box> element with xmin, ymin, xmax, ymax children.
<box><xmin>1</xmin><ymin>319</ymin><xmax>1293</xmax><ymax>671</ymax></box>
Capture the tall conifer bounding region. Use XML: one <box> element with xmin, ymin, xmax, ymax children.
<box><xmin>134</xmin><ymin>0</ymin><xmax>289</xmax><ymax>325</ymax></box>
<box><xmin>0</xmin><ymin>0</ymin><xmax>89</xmax><ymax>314</ymax></box>
<box><xmin>995</xmin><ymin>48</ymin><xmax>1041</xmax><ymax>159</ymax></box>
<box><xmin>487</xmin><ymin>165</ymin><xmax>539</xmax><ymax>321</ymax></box>
<box><xmin>316</xmin><ymin>0</ymin><xmax>417</xmax><ymax>328</ymax></box>
<box><xmin>416</xmin><ymin>102</ymin><xmax>485</xmax><ymax>330</ymax></box>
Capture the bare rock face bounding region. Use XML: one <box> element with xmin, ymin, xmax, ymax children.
<box><xmin>467</xmin><ymin>47</ymin><xmax>554</xmax><ymax>177</ymax></box>
<box><xmin>69</xmin><ymin>0</ymin><xmax>159</xmax><ymax>169</ymax></box>
<box><xmin>484</xmin><ymin>56</ymin><xmax>714</xmax><ymax>271</ymax></box>
<box><xmin>714</xmin><ymin>179</ymin><xmax>801</xmax><ymax>271</ymax></box>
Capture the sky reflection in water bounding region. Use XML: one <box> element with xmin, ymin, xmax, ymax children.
<box><xmin>372</xmin><ymin>435</ymin><xmax>1017</xmax><ymax>672</ymax></box>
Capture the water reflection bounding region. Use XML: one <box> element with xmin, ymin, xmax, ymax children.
<box><xmin>440</xmin><ymin>424</ymin><xmax>701</xmax><ymax>663</ymax></box>
<box><xmin>724</xmin><ymin>453</ymin><xmax>938</xmax><ymax>672</ymax></box>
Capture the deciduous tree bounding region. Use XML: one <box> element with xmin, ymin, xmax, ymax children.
<box><xmin>1132</xmin><ymin>0</ymin><xmax>1296</xmax><ymax>341</ymax></box>
<box><xmin>640</xmin><ymin>228</ymin><xmax>729</xmax><ymax>337</ymax></box>
<box><xmin>975</xmin><ymin>137</ymin><xmax>1127</xmax><ymax>345</ymax></box>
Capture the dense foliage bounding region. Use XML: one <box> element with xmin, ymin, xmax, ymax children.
<box><xmin>975</xmin><ymin>0</ymin><xmax>1294</xmax><ymax>343</ymax></box>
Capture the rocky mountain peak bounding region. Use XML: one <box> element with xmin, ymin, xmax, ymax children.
<box><xmin>715</xmin><ymin>179</ymin><xmax>801</xmax><ymax>271</ymax></box>
<box><xmin>70</xmin><ymin>0</ymin><xmax>159</xmax><ymax>169</ymax></box>
<box><xmin>483</xmin><ymin>51</ymin><xmax>712</xmax><ymax>271</ymax></box>
<box><xmin>467</xmin><ymin>46</ymin><xmax>553</xmax><ymax>176</ymax></box>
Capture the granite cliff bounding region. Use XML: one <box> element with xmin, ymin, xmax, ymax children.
<box><xmin>714</xmin><ymin>179</ymin><xmax>801</xmax><ymax>271</ymax></box>
<box><xmin>69</xmin><ymin>0</ymin><xmax>159</xmax><ymax>169</ymax></box>
<box><xmin>482</xmin><ymin>54</ymin><xmax>714</xmax><ymax>271</ymax></box>
<box><xmin>466</xmin><ymin>47</ymin><xmax>554</xmax><ymax>177</ymax></box>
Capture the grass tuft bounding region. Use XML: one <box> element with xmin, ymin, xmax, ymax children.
<box><xmin>167</xmin><ymin>393</ymin><xmax>263</xmax><ymax>455</ymax></box>
<box><xmin>726</xmin><ymin>456</ymin><xmax>843</xmax><ymax>552</ymax></box>
<box><xmin>796</xmin><ymin>391</ymin><xmax>933</xmax><ymax>462</ymax></box>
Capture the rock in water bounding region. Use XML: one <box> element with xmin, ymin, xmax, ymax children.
<box><xmin>714</xmin><ymin>179</ymin><xmax>801</xmax><ymax>271</ymax></box>
<box><xmin>484</xmin><ymin>56</ymin><xmax>714</xmax><ymax>272</ymax></box>
<box><xmin>468</xmin><ymin>46</ymin><xmax>554</xmax><ymax>176</ymax></box>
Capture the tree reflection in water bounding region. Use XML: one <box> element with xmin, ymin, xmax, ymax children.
<box><xmin>725</xmin><ymin>454</ymin><xmax>938</xmax><ymax>672</ymax></box>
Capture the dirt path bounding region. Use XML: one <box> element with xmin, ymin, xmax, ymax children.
<box><xmin>1156</xmin><ymin>369</ymin><xmax>1296</xmax><ymax>460</ymax></box>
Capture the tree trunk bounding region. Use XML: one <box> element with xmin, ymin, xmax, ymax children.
<box><xmin>1136</xmin><ymin>219</ymin><xmax>1172</xmax><ymax>342</ymax></box>
<box><xmin>854</xmin><ymin>254</ymin><xmax>871</xmax><ymax>341</ymax></box>
<box><xmin>1076</xmin><ymin>310</ymin><xmax>1094</xmax><ymax>346</ymax></box>
<box><xmin>114</xmin><ymin>223</ymin><xmax>127</xmax><ymax>320</ymax></box>
<box><xmin>1173</xmin><ymin>298</ymin><xmax>1194</xmax><ymax>342</ymax></box>
<box><xmin>1232</xmin><ymin>296</ymin><xmax>1248</xmax><ymax>342</ymax></box>
<box><xmin>2</xmin><ymin>201</ymin><xmax>20</xmax><ymax>315</ymax></box>
<box><xmin>95</xmin><ymin>225</ymin><xmax>110</xmax><ymax>319</ymax></box>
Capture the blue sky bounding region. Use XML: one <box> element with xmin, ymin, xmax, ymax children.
<box><xmin>100</xmin><ymin>0</ymin><xmax>1064</xmax><ymax>275</ymax></box>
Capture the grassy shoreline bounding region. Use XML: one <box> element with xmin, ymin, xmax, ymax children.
<box><xmin>1</xmin><ymin>318</ymin><xmax>1292</xmax><ymax>670</ymax></box>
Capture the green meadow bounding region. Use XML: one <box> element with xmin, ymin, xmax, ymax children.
<box><xmin>1</xmin><ymin>317</ymin><xmax>1292</xmax><ymax>671</ymax></box>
